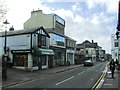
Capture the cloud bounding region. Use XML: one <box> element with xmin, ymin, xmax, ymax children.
<box><xmin>87</xmin><ymin>0</ymin><xmax>94</xmax><ymax>9</ymax></box>
<box><xmin>73</xmin><ymin>14</ymin><xmax>84</xmax><ymax>23</ymax></box>
<box><xmin>71</xmin><ymin>2</ymin><xmax>81</xmax><ymax>12</ymax></box>
<box><xmin>86</xmin><ymin>0</ymin><xmax>118</xmax><ymax>15</ymax></box>
<box><xmin>6</xmin><ymin>0</ymin><xmax>42</xmax><ymax>29</ymax></box>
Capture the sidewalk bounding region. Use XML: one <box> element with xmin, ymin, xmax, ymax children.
<box><xmin>2</xmin><ymin>64</ymin><xmax>83</xmax><ymax>88</ymax></box>
<box><xmin>101</xmin><ymin>68</ymin><xmax>120</xmax><ymax>89</ymax></box>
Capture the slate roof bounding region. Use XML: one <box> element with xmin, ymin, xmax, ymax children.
<box><xmin>0</xmin><ymin>26</ymin><xmax>50</xmax><ymax>38</ymax></box>
<box><xmin>76</xmin><ymin>40</ymin><xmax>98</xmax><ymax>49</ymax></box>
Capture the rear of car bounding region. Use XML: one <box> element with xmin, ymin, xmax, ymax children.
<box><xmin>84</xmin><ymin>59</ymin><xmax>94</xmax><ymax>66</ymax></box>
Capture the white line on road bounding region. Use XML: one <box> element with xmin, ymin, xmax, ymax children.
<box><xmin>87</xmin><ymin>68</ymin><xmax>91</xmax><ymax>70</ymax></box>
<box><xmin>56</xmin><ymin>76</ymin><xmax>74</xmax><ymax>85</ymax></box>
<box><xmin>77</xmin><ymin>71</ymin><xmax>85</xmax><ymax>75</ymax></box>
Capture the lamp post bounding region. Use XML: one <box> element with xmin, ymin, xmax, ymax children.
<box><xmin>2</xmin><ymin>19</ymin><xmax>10</xmax><ymax>81</ymax></box>
<box><xmin>3</xmin><ymin>19</ymin><xmax>10</xmax><ymax>54</ymax></box>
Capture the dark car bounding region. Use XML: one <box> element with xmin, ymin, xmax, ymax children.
<box><xmin>84</xmin><ymin>59</ymin><xmax>94</xmax><ymax>66</ymax></box>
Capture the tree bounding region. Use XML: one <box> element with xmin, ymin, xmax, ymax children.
<box><xmin>0</xmin><ymin>0</ymin><xmax>8</xmax><ymax>31</ymax></box>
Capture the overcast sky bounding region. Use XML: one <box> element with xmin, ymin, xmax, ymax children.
<box><xmin>5</xmin><ymin>0</ymin><xmax>119</xmax><ymax>54</ymax></box>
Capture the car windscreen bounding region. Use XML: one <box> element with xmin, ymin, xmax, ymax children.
<box><xmin>85</xmin><ymin>60</ymin><xmax>92</xmax><ymax>62</ymax></box>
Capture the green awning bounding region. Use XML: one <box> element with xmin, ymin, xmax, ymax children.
<box><xmin>33</xmin><ymin>48</ymin><xmax>54</xmax><ymax>55</ymax></box>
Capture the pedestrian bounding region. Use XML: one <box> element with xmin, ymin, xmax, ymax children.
<box><xmin>109</xmin><ymin>59</ymin><xmax>115</xmax><ymax>78</ymax></box>
<box><xmin>116</xmin><ymin>59</ymin><xmax>119</xmax><ymax>65</ymax></box>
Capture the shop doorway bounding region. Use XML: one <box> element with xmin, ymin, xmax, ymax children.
<box><xmin>48</xmin><ymin>56</ymin><xmax>53</xmax><ymax>68</ymax></box>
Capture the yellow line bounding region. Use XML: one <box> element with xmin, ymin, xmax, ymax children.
<box><xmin>91</xmin><ymin>62</ymin><xmax>109</xmax><ymax>90</ymax></box>
<box><xmin>91</xmin><ymin>73</ymin><xmax>104</xmax><ymax>90</ymax></box>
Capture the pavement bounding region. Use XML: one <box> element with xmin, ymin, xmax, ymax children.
<box><xmin>100</xmin><ymin>67</ymin><xmax>120</xmax><ymax>90</ymax></box>
<box><xmin>1</xmin><ymin>64</ymin><xmax>83</xmax><ymax>89</ymax></box>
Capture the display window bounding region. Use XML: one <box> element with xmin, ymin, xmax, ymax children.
<box><xmin>13</xmin><ymin>53</ymin><xmax>28</xmax><ymax>67</ymax></box>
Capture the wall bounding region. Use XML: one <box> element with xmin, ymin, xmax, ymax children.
<box><xmin>111</xmin><ymin>34</ymin><xmax>119</xmax><ymax>61</ymax></box>
<box><xmin>0</xmin><ymin>34</ymin><xmax>31</xmax><ymax>59</ymax></box>
<box><xmin>24</xmin><ymin>11</ymin><xmax>53</xmax><ymax>29</ymax></box>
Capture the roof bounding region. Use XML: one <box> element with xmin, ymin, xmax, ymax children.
<box><xmin>76</xmin><ymin>40</ymin><xmax>98</xmax><ymax>49</ymax></box>
<box><xmin>76</xmin><ymin>44</ymin><xmax>85</xmax><ymax>49</ymax></box>
<box><xmin>65</xmin><ymin>35</ymin><xmax>77</xmax><ymax>42</ymax></box>
<box><xmin>0</xmin><ymin>26</ymin><xmax>50</xmax><ymax>38</ymax></box>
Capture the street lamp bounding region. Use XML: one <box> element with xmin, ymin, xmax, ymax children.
<box><xmin>2</xmin><ymin>19</ymin><xmax>10</xmax><ymax>81</ymax></box>
<box><xmin>3</xmin><ymin>19</ymin><xmax>10</xmax><ymax>54</ymax></box>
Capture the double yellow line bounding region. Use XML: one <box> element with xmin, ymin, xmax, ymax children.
<box><xmin>91</xmin><ymin>62</ymin><xmax>109</xmax><ymax>90</ymax></box>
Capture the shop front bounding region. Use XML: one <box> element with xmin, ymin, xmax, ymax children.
<box><xmin>32</xmin><ymin>48</ymin><xmax>54</xmax><ymax>70</ymax></box>
<box><xmin>11</xmin><ymin>50</ymin><xmax>32</xmax><ymax>70</ymax></box>
<box><xmin>11</xmin><ymin>48</ymin><xmax>54</xmax><ymax>71</ymax></box>
<box><xmin>50</xmin><ymin>46</ymin><xmax>65</xmax><ymax>66</ymax></box>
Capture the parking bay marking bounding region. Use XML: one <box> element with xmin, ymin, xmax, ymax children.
<box><xmin>56</xmin><ymin>76</ymin><xmax>74</xmax><ymax>85</ymax></box>
<box><xmin>77</xmin><ymin>71</ymin><xmax>85</xmax><ymax>75</ymax></box>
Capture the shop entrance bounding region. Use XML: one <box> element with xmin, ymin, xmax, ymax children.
<box><xmin>48</xmin><ymin>56</ymin><xmax>53</xmax><ymax>68</ymax></box>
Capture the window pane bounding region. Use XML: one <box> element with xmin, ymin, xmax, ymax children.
<box><xmin>115</xmin><ymin>42</ymin><xmax>118</xmax><ymax>47</ymax></box>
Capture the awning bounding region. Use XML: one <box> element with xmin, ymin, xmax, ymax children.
<box><xmin>33</xmin><ymin>48</ymin><xmax>54</xmax><ymax>55</ymax></box>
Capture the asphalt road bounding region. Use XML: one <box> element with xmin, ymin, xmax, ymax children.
<box><xmin>5</xmin><ymin>61</ymin><xmax>108</xmax><ymax>89</ymax></box>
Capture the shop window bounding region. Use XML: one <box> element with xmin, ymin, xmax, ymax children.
<box><xmin>41</xmin><ymin>56</ymin><xmax>47</xmax><ymax>65</ymax></box>
<box><xmin>13</xmin><ymin>54</ymin><xmax>28</xmax><ymax>66</ymax></box>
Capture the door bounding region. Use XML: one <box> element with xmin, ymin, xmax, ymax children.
<box><xmin>38</xmin><ymin>57</ymin><xmax>42</xmax><ymax>70</ymax></box>
<box><xmin>48</xmin><ymin>56</ymin><xmax>53</xmax><ymax>68</ymax></box>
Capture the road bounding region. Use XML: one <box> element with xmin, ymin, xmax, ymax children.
<box><xmin>5</xmin><ymin>61</ymin><xmax>108</xmax><ymax>89</ymax></box>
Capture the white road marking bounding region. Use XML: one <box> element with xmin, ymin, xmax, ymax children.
<box><xmin>107</xmin><ymin>71</ymin><xmax>111</xmax><ymax>74</ymax></box>
<box><xmin>104</xmin><ymin>83</ymin><xmax>113</xmax><ymax>86</ymax></box>
<box><xmin>77</xmin><ymin>71</ymin><xmax>85</xmax><ymax>75</ymax></box>
<box><xmin>56</xmin><ymin>76</ymin><xmax>74</xmax><ymax>85</ymax></box>
<box><xmin>87</xmin><ymin>68</ymin><xmax>91</xmax><ymax>70</ymax></box>
<box><xmin>91</xmin><ymin>79</ymin><xmax>94</xmax><ymax>81</ymax></box>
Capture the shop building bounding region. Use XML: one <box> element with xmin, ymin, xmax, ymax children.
<box><xmin>0</xmin><ymin>27</ymin><xmax>54</xmax><ymax>71</ymax></box>
<box><xmin>76</xmin><ymin>40</ymin><xmax>97</xmax><ymax>63</ymax></box>
<box><xmin>65</xmin><ymin>36</ymin><xmax>76</xmax><ymax>65</ymax></box>
<box><xmin>24</xmin><ymin>10</ymin><xmax>66</xmax><ymax>66</ymax></box>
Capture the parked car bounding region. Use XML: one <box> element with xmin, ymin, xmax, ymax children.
<box><xmin>84</xmin><ymin>59</ymin><xmax>94</xmax><ymax>66</ymax></box>
<box><xmin>101</xmin><ymin>59</ymin><xmax>105</xmax><ymax>62</ymax></box>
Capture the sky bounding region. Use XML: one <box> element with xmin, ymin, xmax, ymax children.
<box><xmin>4</xmin><ymin>0</ymin><xmax>119</xmax><ymax>54</ymax></box>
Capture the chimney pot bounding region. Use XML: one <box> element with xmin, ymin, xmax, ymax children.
<box><xmin>92</xmin><ymin>40</ymin><xmax>94</xmax><ymax>43</ymax></box>
<box><xmin>9</xmin><ymin>26</ymin><xmax>14</xmax><ymax>31</ymax></box>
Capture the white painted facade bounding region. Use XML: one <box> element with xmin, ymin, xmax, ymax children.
<box><xmin>85</xmin><ymin>48</ymin><xmax>96</xmax><ymax>62</ymax></box>
<box><xmin>111</xmin><ymin>34</ymin><xmax>119</xmax><ymax>62</ymax></box>
<box><xmin>66</xmin><ymin>49</ymin><xmax>75</xmax><ymax>64</ymax></box>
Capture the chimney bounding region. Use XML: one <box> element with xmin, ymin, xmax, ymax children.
<box><xmin>92</xmin><ymin>40</ymin><xmax>94</xmax><ymax>43</ymax></box>
<box><xmin>9</xmin><ymin>26</ymin><xmax>14</xmax><ymax>31</ymax></box>
<box><xmin>31</xmin><ymin>9</ymin><xmax>42</xmax><ymax>17</ymax></box>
